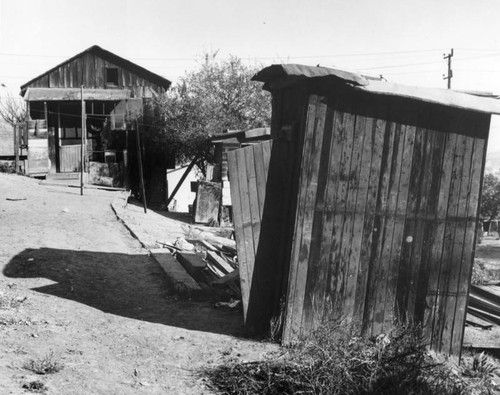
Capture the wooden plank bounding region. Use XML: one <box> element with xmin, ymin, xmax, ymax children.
<box><xmin>150</xmin><ymin>250</ymin><xmax>202</xmax><ymax>294</ymax></box>
<box><xmin>356</xmin><ymin>114</ymin><xmax>386</xmax><ymax>330</ymax></box>
<box><xmin>400</xmin><ymin>128</ymin><xmax>431</xmax><ymax>319</ymax></box>
<box><xmin>194</xmin><ymin>181</ymin><xmax>222</xmax><ymax>224</ymax></box>
<box><xmin>212</xmin><ymin>269</ymin><xmax>240</xmax><ymax>286</ymax></box>
<box><xmin>450</xmin><ymin>137</ymin><xmax>486</xmax><ymax>355</ymax></box>
<box><xmin>176</xmin><ymin>252</ymin><xmax>207</xmax><ymax>283</ymax></box>
<box><xmin>252</xmin><ymin>143</ymin><xmax>267</xmax><ymax>219</ymax></box>
<box><xmin>424</xmin><ymin>132</ymin><xmax>457</xmax><ymax>348</ymax></box>
<box><xmin>341</xmin><ymin>112</ymin><xmax>370</xmax><ymax>320</ymax></box>
<box><xmin>370</xmin><ymin>121</ymin><xmax>398</xmax><ymax>336</ymax></box>
<box><xmin>331</xmin><ymin>108</ymin><xmax>357</xmax><ymax>323</ymax></box>
<box><xmin>227</xmin><ymin>149</ymin><xmax>250</xmax><ymax>319</ymax></box>
<box><xmin>236</xmin><ymin>148</ymin><xmax>256</xmax><ymax>314</ymax></box>
<box><xmin>383</xmin><ymin>122</ymin><xmax>416</xmax><ymax>331</ymax></box>
<box><xmin>412</xmin><ymin>131</ymin><xmax>446</xmax><ymax>324</ymax></box>
<box><xmin>244</xmin><ymin>147</ymin><xmax>261</xmax><ymax>252</ymax></box>
<box><xmin>435</xmin><ymin>133</ymin><xmax>467</xmax><ymax>353</ymax></box>
<box><xmin>442</xmin><ymin>134</ymin><xmax>473</xmax><ymax>354</ymax></box>
<box><xmin>206</xmin><ymin>250</ymin><xmax>234</xmax><ymax>274</ymax></box>
<box><xmin>299</xmin><ymin>104</ymin><xmax>341</xmax><ymax>330</ymax></box>
<box><xmin>261</xmin><ymin>140</ymin><xmax>272</xmax><ymax>185</ymax></box>
<box><xmin>299</xmin><ymin>103</ymin><xmax>336</xmax><ymax>333</ymax></box>
<box><xmin>284</xmin><ymin>95</ymin><xmax>324</xmax><ymax>342</ymax></box>
<box><xmin>95</xmin><ymin>55</ymin><xmax>105</xmax><ymax>87</ymax></box>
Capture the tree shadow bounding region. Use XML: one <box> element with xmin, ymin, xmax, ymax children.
<box><xmin>3</xmin><ymin>247</ymin><xmax>245</xmax><ymax>337</ymax></box>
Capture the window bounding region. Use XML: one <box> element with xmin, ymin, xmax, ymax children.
<box><xmin>105</xmin><ymin>68</ymin><xmax>119</xmax><ymax>86</ymax></box>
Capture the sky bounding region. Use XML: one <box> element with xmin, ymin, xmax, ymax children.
<box><xmin>2</xmin><ymin>0</ymin><xmax>500</xmax><ymax>153</ymax></box>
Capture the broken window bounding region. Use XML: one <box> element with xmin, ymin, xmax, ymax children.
<box><xmin>105</xmin><ymin>68</ymin><xmax>119</xmax><ymax>86</ymax></box>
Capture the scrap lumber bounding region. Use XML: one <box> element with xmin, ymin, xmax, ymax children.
<box><xmin>206</xmin><ymin>261</ymin><xmax>225</xmax><ymax>278</ymax></box>
<box><xmin>471</xmin><ymin>284</ymin><xmax>500</xmax><ymax>305</ymax></box>
<box><xmin>206</xmin><ymin>250</ymin><xmax>235</xmax><ymax>274</ymax></box>
<box><xmin>149</xmin><ymin>249</ymin><xmax>201</xmax><ymax>294</ymax></box>
<box><xmin>466</xmin><ymin>313</ymin><xmax>493</xmax><ymax>329</ymax></box>
<box><xmin>176</xmin><ymin>252</ymin><xmax>207</xmax><ymax>282</ymax></box>
<box><xmin>468</xmin><ymin>293</ymin><xmax>500</xmax><ymax>318</ymax></box>
<box><xmin>468</xmin><ymin>306</ymin><xmax>500</xmax><ymax>326</ymax></box>
<box><xmin>212</xmin><ymin>269</ymin><xmax>239</xmax><ymax>286</ymax></box>
<box><xmin>211</xmin><ymin>269</ymin><xmax>241</xmax><ymax>297</ymax></box>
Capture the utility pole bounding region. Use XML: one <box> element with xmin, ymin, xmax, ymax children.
<box><xmin>443</xmin><ymin>48</ymin><xmax>453</xmax><ymax>89</ymax></box>
<box><xmin>80</xmin><ymin>86</ymin><xmax>85</xmax><ymax>195</ymax></box>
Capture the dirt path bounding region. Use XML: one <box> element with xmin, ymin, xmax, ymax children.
<box><xmin>0</xmin><ymin>174</ymin><xmax>275</xmax><ymax>394</ymax></box>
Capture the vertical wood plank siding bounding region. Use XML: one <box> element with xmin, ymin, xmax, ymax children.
<box><xmin>227</xmin><ymin>141</ymin><xmax>273</xmax><ymax>320</ymax></box>
<box><xmin>25</xmin><ymin>53</ymin><xmax>162</xmax><ymax>94</ymax></box>
<box><xmin>229</xmin><ymin>86</ymin><xmax>490</xmax><ymax>355</ymax></box>
<box><xmin>283</xmin><ymin>95</ymin><xmax>488</xmax><ymax>354</ymax></box>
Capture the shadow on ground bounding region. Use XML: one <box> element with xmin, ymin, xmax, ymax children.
<box><xmin>3</xmin><ymin>247</ymin><xmax>245</xmax><ymax>337</ymax></box>
<box><xmin>127</xmin><ymin>199</ymin><xmax>193</xmax><ymax>225</ymax></box>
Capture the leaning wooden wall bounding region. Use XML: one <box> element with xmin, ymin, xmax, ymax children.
<box><xmin>282</xmin><ymin>92</ymin><xmax>489</xmax><ymax>356</ymax></box>
<box><xmin>228</xmin><ymin>141</ymin><xmax>272</xmax><ymax>319</ymax></box>
<box><xmin>228</xmin><ymin>85</ymin><xmax>307</xmax><ymax>335</ymax></box>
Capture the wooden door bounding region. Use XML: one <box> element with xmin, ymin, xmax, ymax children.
<box><xmin>27</xmin><ymin>120</ymin><xmax>49</xmax><ymax>176</ymax></box>
<box><xmin>59</xmin><ymin>145</ymin><xmax>81</xmax><ymax>172</ymax></box>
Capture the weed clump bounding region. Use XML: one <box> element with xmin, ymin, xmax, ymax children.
<box><xmin>22</xmin><ymin>380</ymin><xmax>47</xmax><ymax>393</ymax></box>
<box><xmin>204</xmin><ymin>321</ymin><xmax>499</xmax><ymax>394</ymax></box>
<box><xmin>24</xmin><ymin>352</ymin><xmax>63</xmax><ymax>375</ymax></box>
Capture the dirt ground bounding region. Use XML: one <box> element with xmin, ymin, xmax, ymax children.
<box><xmin>0</xmin><ymin>173</ymin><xmax>276</xmax><ymax>395</ymax></box>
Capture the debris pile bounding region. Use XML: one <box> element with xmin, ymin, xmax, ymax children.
<box><xmin>466</xmin><ymin>283</ymin><xmax>500</xmax><ymax>328</ymax></box>
<box><xmin>156</xmin><ymin>225</ymin><xmax>240</xmax><ymax>300</ymax></box>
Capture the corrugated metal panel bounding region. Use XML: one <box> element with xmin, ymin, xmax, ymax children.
<box><xmin>253</xmin><ymin>64</ymin><xmax>500</xmax><ymax>115</ymax></box>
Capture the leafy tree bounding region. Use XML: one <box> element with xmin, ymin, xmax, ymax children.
<box><xmin>480</xmin><ymin>173</ymin><xmax>500</xmax><ymax>221</ymax></box>
<box><xmin>140</xmin><ymin>53</ymin><xmax>271</xmax><ymax>175</ymax></box>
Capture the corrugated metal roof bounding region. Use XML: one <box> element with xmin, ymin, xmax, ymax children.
<box><xmin>23</xmin><ymin>88</ymin><xmax>131</xmax><ymax>101</ymax></box>
<box><xmin>253</xmin><ymin>64</ymin><xmax>500</xmax><ymax>115</ymax></box>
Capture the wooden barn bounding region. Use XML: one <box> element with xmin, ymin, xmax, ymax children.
<box><xmin>228</xmin><ymin>64</ymin><xmax>500</xmax><ymax>356</ymax></box>
<box><xmin>19</xmin><ymin>45</ymin><xmax>171</xmax><ymax>187</ymax></box>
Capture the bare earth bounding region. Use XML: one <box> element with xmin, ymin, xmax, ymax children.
<box><xmin>0</xmin><ymin>173</ymin><xmax>276</xmax><ymax>394</ymax></box>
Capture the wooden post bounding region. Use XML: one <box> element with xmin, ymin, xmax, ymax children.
<box><xmin>166</xmin><ymin>154</ymin><xmax>200</xmax><ymax>208</ymax></box>
<box><xmin>80</xmin><ymin>86</ymin><xmax>85</xmax><ymax>195</ymax></box>
<box><xmin>13</xmin><ymin>124</ymin><xmax>19</xmax><ymax>173</ymax></box>
<box><xmin>135</xmin><ymin>119</ymin><xmax>147</xmax><ymax>213</ymax></box>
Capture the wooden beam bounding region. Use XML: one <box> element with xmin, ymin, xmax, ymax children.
<box><xmin>135</xmin><ymin>119</ymin><xmax>147</xmax><ymax>213</ymax></box>
<box><xmin>13</xmin><ymin>125</ymin><xmax>19</xmax><ymax>173</ymax></box>
<box><xmin>80</xmin><ymin>86</ymin><xmax>85</xmax><ymax>196</ymax></box>
<box><xmin>165</xmin><ymin>154</ymin><xmax>200</xmax><ymax>208</ymax></box>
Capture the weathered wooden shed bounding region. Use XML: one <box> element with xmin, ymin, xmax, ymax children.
<box><xmin>228</xmin><ymin>64</ymin><xmax>500</xmax><ymax>356</ymax></box>
<box><xmin>19</xmin><ymin>45</ymin><xmax>171</xmax><ymax>188</ymax></box>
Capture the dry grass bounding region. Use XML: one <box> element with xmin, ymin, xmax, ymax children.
<box><xmin>203</xmin><ymin>321</ymin><xmax>500</xmax><ymax>395</ymax></box>
<box><xmin>471</xmin><ymin>260</ymin><xmax>498</xmax><ymax>285</ymax></box>
<box><xmin>23</xmin><ymin>352</ymin><xmax>64</xmax><ymax>375</ymax></box>
<box><xmin>0</xmin><ymin>292</ymin><xmax>27</xmax><ymax>309</ymax></box>
<box><xmin>22</xmin><ymin>380</ymin><xmax>48</xmax><ymax>393</ymax></box>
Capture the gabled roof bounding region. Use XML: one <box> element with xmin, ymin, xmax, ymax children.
<box><xmin>20</xmin><ymin>45</ymin><xmax>171</xmax><ymax>93</ymax></box>
<box><xmin>253</xmin><ymin>64</ymin><xmax>500</xmax><ymax>115</ymax></box>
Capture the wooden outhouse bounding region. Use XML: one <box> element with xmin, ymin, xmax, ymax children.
<box><xmin>19</xmin><ymin>45</ymin><xmax>171</xmax><ymax>187</ymax></box>
<box><xmin>228</xmin><ymin>64</ymin><xmax>500</xmax><ymax>356</ymax></box>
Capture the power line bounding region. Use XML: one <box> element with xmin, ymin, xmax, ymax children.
<box><xmin>0</xmin><ymin>48</ymin><xmax>445</xmax><ymax>61</ymax></box>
